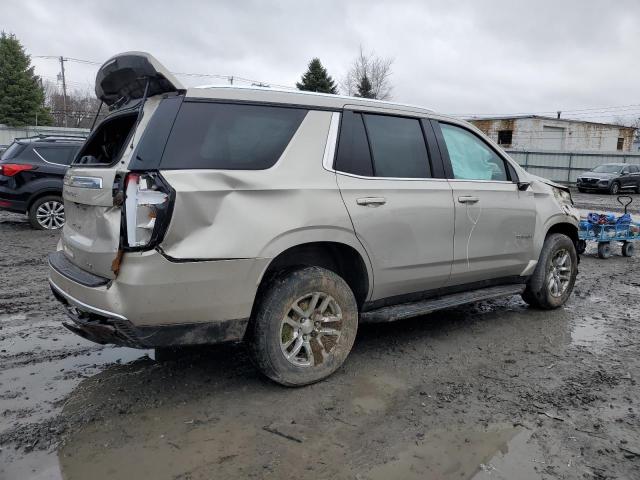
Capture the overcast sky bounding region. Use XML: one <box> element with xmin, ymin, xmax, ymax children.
<box><xmin>4</xmin><ymin>0</ymin><xmax>640</xmax><ymax>123</ymax></box>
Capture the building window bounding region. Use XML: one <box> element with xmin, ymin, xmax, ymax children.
<box><xmin>617</xmin><ymin>137</ymin><xmax>624</xmax><ymax>151</ymax></box>
<box><xmin>497</xmin><ymin>130</ymin><xmax>513</xmax><ymax>146</ymax></box>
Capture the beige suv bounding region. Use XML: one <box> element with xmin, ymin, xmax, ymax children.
<box><xmin>49</xmin><ymin>52</ymin><xmax>580</xmax><ymax>386</ymax></box>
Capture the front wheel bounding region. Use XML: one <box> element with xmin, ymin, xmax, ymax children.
<box><xmin>522</xmin><ymin>233</ymin><xmax>578</xmax><ymax>309</ymax></box>
<box><xmin>248</xmin><ymin>267</ymin><xmax>358</xmax><ymax>386</ymax></box>
<box><xmin>610</xmin><ymin>182</ymin><xmax>621</xmax><ymax>195</ymax></box>
<box><xmin>622</xmin><ymin>242</ymin><xmax>635</xmax><ymax>257</ymax></box>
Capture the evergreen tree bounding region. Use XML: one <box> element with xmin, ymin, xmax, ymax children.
<box><xmin>296</xmin><ymin>58</ymin><xmax>337</xmax><ymax>94</ymax></box>
<box><xmin>355</xmin><ymin>74</ymin><xmax>375</xmax><ymax>98</ymax></box>
<box><xmin>0</xmin><ymin>32</ymin><xmax>52</xmax><ymax>126</ymax></box>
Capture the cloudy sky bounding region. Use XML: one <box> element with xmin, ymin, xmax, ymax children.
<box><xmin>4</xmin><ymin>0</ymin><xmax>640</xmax><ymax>123</ymax></box>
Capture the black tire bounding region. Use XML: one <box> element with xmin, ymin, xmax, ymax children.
<box><xmin>597</xmin><ymin>242</ymin><xmax>612</xmax><ymax>259</ymax></box>
<box><xmin>610</xmin><ymin>181</ymin><xmax>621</xmax><ymax>195</ymax></box>
<box><xmin>578</xmin><ymin>187</ymin><xmax>586</xmax><ymax>193</ymax></box>
<box><xmin>522</xmin><ymin>233</ymin><xmax>578</xmax><ymax>309</ymax></box>
<box><xmin>28</xmin><ymin>195</ymin><xmax>65</xmax><ymax>230</ymax></box>
<box><xmin>576</xmin><ymin>239</ymin><xmax>587</xmax><ymax>254</ymax></box>
<box><xmin>622</xmin><ymin>242</ymin><xmax>635</xmax><ymax>257</ymax></box>
<box><xmin>247</xmin><ymin>266</ymin><xmax>358</xmax><ymax>387</ymax></box>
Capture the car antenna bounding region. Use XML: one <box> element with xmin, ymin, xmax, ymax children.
<box><xmin>90</xmin><ymin>100</ymin><xmax>103</xmax><ymax>131</ymax></box>
<box><xmin>129</xmin><ymin>78</ymin><xmax>151</xmax><ymax>150</ymax></box>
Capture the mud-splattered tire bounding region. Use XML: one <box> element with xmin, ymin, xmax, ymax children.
<box><xmin>622</xmin><ymin>242</ymin><xmax>635</xmax><ymax>257</ymax></box>
<box><xmin>522</xmin><ymin>233</ymin><xmax>578</xmax><ymax>310</ymax></box>
<box><xmin>248</xmin><ymin>266</ymin><xmax>358</xmax><ymax>387</ymax></box>
<box><xmin>576</xmin><ymin>240</ymin><xmax>586</xmax><ymax>254</ymax></box>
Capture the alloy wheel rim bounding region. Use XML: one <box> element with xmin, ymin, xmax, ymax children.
<box><xmin>547</xmin><ymin>248</ymin><xmax>572</xmax><ymax>298</ymax></box>
<box><xmin>36</xmin><ymin>201</ymin><xmax>65</xmax><ymax>229</ymax></box>
<box><xmin>280</xmin><ymin>292</ymin><xmax>343</xmax><ymax>367</ymax></box>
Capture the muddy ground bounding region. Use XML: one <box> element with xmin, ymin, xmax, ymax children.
<box><xmin>1</xmin><ymin>191</ymin><xmax>639</xmax><ymax>480</ymax></box>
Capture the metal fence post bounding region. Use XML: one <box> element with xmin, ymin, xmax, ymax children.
<box><xmin>567</xmin><ymin>153</ymin><xmax>573</xmax><ymax>183</ymax></box>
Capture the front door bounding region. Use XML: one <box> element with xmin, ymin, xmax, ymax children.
<box><xmin>434</xmin><ymin>121</ymin><xmax>537</xmax><ymax>286</ymax></box>
<box><xmin>334</xmin><ymin>111</ymin><xmax>454</xmax><ymax>301</ymax></box>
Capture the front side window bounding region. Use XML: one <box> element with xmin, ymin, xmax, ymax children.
<box><xmin>161</xmin><ymin>102</ymin><xmax>307</xmax><ymax>170</ymax></box>
<box><xmin>440</xmin><ymin>123</ymin><xmax>508</xmax><ymax>181</ymax></box>
<box><xmin>363</xmin><ymin>114</ymin><xmax>430</xmax><ymax>178</ymax></box>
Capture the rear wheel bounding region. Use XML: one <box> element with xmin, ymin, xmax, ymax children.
<box><xmin>622</xmin><ymin>242</ymin><xmax>635</xmax><ymax>257</ymax></box>
<box><xmin>28</xmin><ymin>195</ymin><xmax>65</xmax><ymax>230</ymax></box>
<box><xmin>248</xmin><ymin>266</ymin><xmax>358</xmax><ymax>386</ymax></box>
<box><xmin>576</xmin><ymin>239</ymin><xmax>587</xmax><ymax>254</ymax></box>
<box><xmin>522</xmin><ymin>233</ymin><xmax>578</xmax><ymax>309</ymax></box>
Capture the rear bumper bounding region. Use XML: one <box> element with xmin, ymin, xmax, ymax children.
<box><xmin>0</xmin><ymin>187</ymin><xmax>27</xmax><ymax>213</ymax></box>
<box><xmin>48</xmin><ymin>249</ymin><xmax>269</xmax><ymax>348</ymax></box>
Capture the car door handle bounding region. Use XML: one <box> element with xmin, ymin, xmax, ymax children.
<box><xmin>458</xmin><ymin>196</ymin><xmax>479</xmax><ymax>204</ymax></box>
<box><xmin>356</xmin><ymin>197</ymin><xmax>387</xmax><ymax>206</ymax></box>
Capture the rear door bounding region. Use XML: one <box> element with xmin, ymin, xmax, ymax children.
<box><xmin>433</xmin><ymin>121</ymin><xmax>536</xmax><ymax>286</ymax></box>
<box><xmin>335</xmin><ymin>110</ymin><xmax>454</xmax><ymax>301</ymax></box>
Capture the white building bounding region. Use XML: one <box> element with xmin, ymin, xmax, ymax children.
<box><xmin>468</xmin><ymin>116</ymin><xmax>636</xmax><ymax>152</ymax></box>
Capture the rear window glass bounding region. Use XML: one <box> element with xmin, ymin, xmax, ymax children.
<box><xmin>1</xmin><ymin>142</ymin><xmax>28</xmax><ymax>161</ymax></box>
<box><xmin>161</xmin><ymin>102</ymin><xmax>307</xmax><ymax>170</ymax></box>
<box><xmin>34</xmin><ymin>145</ymin><xmax>80</xmax><ymax>165</ymax></box>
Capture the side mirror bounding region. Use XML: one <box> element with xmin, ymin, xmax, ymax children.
<box><xmin>517</xmin><ymin>182</ymin><xmax>530</xmax><ymax>191</ymax></box>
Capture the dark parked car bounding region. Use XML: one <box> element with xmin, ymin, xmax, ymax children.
<box><xmin>576</xmin><ymin>163</ymin><xmax>640</xmax><ymax>195</ymax></box>
<box><xmin>0</xmin><ymin>135</ymin><xmax>85</xmax><ymax>229</ymax></box>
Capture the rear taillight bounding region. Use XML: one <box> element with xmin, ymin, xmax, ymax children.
<box><xmin>0</xmin><ymin>163</ymin><xmax>34</xmax><ymax>176</ymax></box>
<box><xmin>123</xmin><ymin>172</ymin><xmax>174</xmax><ymax>250</ymax></box>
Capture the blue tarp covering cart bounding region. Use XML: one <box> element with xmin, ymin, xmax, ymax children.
<box><xmin>577</xmin><ymin>196</ymin><xmax>640</xmax><ymax>258</ymax></box>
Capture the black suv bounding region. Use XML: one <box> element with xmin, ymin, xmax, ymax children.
<box><xmin>576</xmin><ymin>163</ymin><xmax>640</xmax><ymax>195</ymax></box>
<box><xmin>0</xmin><ymin>135</ymin><xmax>85</xmax><ymax>229</ymax></box>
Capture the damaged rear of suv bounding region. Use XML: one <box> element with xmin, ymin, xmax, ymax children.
<box><xmin>49</xmin><ymin>52</ymin><xmax>580</xmax><ymax>386</ymax></box>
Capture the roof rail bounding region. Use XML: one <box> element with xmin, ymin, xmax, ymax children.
<box><xmin>13</xmin><ymin>134</ymin><xmax>87</xmax><ymax>142</ymax></box>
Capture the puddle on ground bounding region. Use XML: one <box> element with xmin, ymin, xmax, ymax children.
<box><xmin>364</xmin><ymin>427</ymin><xmax>544</xmax><ymax>480</ymax></box>
<box><xmin>570</xmin><ymin>315</ymin><xmax>611</xmax><ymax>353</ymax></box>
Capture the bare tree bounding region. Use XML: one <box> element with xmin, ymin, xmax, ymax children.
<box><xmin>42</xmin><ymin>80</ymin><xmax>104</xmax><ymax>128</ymax></box>
<box><xmin>342</xmin><ymin>46</ymin><xmax>393</xmax><ymax>100</ymax></box>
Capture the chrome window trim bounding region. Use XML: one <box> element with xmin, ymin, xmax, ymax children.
<box><xmin>322</xmin><ymin>112</ymin><xmax>341</xmax><ymax>171</ymax></box>
<box><xmin>33</xmin><ymin>147</ymin><xmax>68</xmax><ymax>167</ymax></box>
<box><xmin>334</xmin><ymin>170</ymin><xmax>449</xmax><ymax>182</ymax></box>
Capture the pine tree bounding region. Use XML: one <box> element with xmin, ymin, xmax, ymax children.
<box><xmin>355</xmin><ymin>74</ymin><xmax>375</xmax><ymax>99</ymax></box>
<box><xmin>296</xmin><ymin>58</ymin><xmax>337</xmax><ymax>94</ymax></box>
<box><xmin>0</xmin><ymin>32</ymin><xmax>52</xmax><ymax>127</ymax></box>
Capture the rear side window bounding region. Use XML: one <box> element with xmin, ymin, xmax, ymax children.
<box><xmin>1</xmin><ymin>142</ymin><xmax>28</xmax><ymax>161</ymax></box>
<box><xmin>363</xmin><ymin>114</ymin><xmax>431</xmax><ymax>178</ymax></box>
<box><xmin>161</xmin><ymin>102</ymin><xmax>307</xmax><ymax>170</ymax></box>
<box><xmin>34</xmin><ymin>145</ymin><xmax>79</xmax><ymax>165</ymax></box>
<box><xmin>334</xmin><ymin>112</ymin><xmax>373</xmax><ymax>176</ymax></box>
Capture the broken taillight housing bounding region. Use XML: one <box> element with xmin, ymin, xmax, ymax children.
<box><xmin>123</xmin><ymin>172</ymin><xmax>174</xmax><ymax>250</ymax></box>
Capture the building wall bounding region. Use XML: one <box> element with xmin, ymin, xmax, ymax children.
<box><xmin>470</xmin><ymin>118</ymin><xmax>635</xmax><ymax>152</ymax></box>
<box><xmin>0</xmin><ymin>124</ymin><xmax>89</xmax><ymax>147</ymax></box>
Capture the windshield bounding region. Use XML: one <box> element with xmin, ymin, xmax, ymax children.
<box><xmin>591</xmin><ymin>164</ymin><xmax>623</xmax><ymax>173</ymax></box>
<box><xmin>0</xmin><ymin>142</ymin><xmax>27</xmax><ymax>161</ymax></box>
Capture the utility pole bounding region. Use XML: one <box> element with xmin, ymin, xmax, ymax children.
<box><xmin>59</xmin><ymin>56</ymin><xmax>68</xmax><ymax>127</ymax></box>
<box><xmin>229</xmin><ymin>75</ymin><xmax>234</xmax><ymax>85</ymax></box>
